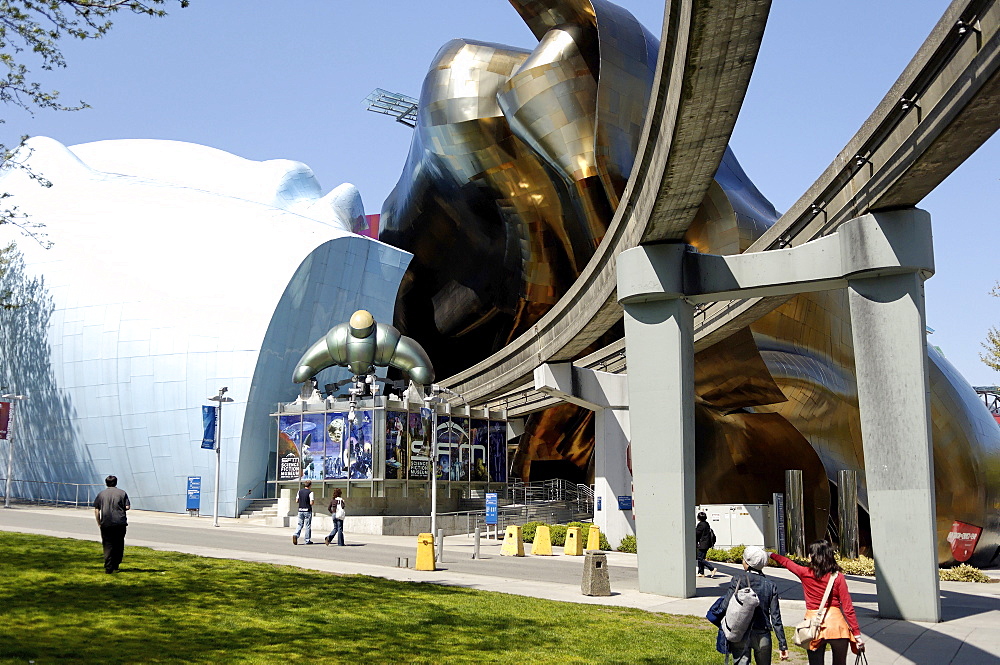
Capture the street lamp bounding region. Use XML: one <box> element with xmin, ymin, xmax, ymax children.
<box><xmin>2</xmin><ymin>392</ymin><xmax>27</xmax><ymax>509</ymax></box>
<box><xmin>208</xmin><ymin>387</ymin><xmax>234</xmax><ymax>527</ymax></box>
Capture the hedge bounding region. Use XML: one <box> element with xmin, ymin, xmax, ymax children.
<box><xmin>615</xmin><ymin>537</ymin><xmax>993</xmax><ymax>582</ymax></box>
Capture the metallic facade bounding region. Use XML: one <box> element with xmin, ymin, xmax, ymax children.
<box><xmin>381</xmin><ymin>0</ymin><xmax>1000</xmax><ymax>565</ymax></box>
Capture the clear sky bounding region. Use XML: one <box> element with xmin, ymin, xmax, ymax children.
<box><xmin>4</xmin><ymin>0</ymin><xmax>998</xmax><ymax>387</ymax></box>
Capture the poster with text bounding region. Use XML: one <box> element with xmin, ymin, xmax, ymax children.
<box><xmin>347</xmin><ymin>410</ymin><xmax>375</xmax><ymax>479</ymax></box>
<box><xmin>488</xmin><ymin>421</ymin><xmax>507</xmax><ymax>482</ymax></box>
<box><xmin>385</xmin><ymin>411</ymin><xmax>407</xmax><ymax>479</ymax></box>
<box><xmin>450</xmin><ymin>416</ymin><xmax>471</xmax><ymax>481</ymax></box>
<box><xmin>470</xmin><ymin>419</ymin><xmax>489</xmax><ymax>481</ymax></box>
<box><xmin>277</xmin><ymin>414</ymin><xmax>303</xmax><ymax>481</ymax></box>
<box><xmin>408</xmin><ymin>410</ymin><xmax>429</xmax><ymax>480</ymax></box>
<box><xmin>300</xmin><ymin>412</ymin><xmax>326</xmax><ymax>481</ymax></box>
<box><xmin>325</xmin><ymin>413</ymin><xmax>348</xmax><ymax>479</ymax></box>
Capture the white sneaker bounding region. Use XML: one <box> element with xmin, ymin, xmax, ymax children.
<box><xmin>708</xmin><ymin>571</ymin><xmax>716</xmax><ymax>578</ymax></box>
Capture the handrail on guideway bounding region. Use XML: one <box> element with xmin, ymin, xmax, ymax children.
<box><xmin>442</xmin><ymin>0</ymin><xmax>1000</xmax><ymax>409</ymax></box>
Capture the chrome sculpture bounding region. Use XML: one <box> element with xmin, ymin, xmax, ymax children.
<box><xmin>377</xmin><ymin>0</ymin><xmax>1000</xmax><ymax>566</ymax></box>
<box><xmin>293</xmin><ymin>309</ymin><xmax>435</xmax><ymax>387</ymax></box>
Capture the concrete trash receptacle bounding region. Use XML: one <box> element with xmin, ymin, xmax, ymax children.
<box><xmin>581</xmin><ymin>550</ymin><xmax>611</xmax><ymax>596</ymax></box>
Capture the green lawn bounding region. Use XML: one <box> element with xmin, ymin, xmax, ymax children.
<box><xmin>0</xmin><ymin>532</ymin><xmax>807</xmax><ymax>664</ymax></box>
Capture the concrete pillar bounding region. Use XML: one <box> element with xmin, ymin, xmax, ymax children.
<box><xmin>848</xmin><ymin>270</ymin><xmax>941</xmax><ymax>622</ymax></box>
<box><xmin>533</xmin><ymin>364</ymin><xmax>633</xmax><ymax>549</ymax></box>
<box><xmin>593</xmin><ymin>405</ymin><xmax>632</xmax><ymax>548</ymax></box>
<box><xmin>621</xmin><ymin>297</ymin><xmax>695</xmax><ymax>598</ymax></box>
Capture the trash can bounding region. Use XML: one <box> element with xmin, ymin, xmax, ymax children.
<box><xmin>581</xmin><ymin>550</ymin><xmax>611</xmax><ymax>596</ymax></box>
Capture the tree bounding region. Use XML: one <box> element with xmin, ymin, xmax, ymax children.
<box><xmin>0</xmin><ymin>1</ymin><xmax>190</xmax><ymax>244</ymax></box>
<box><xmin>981</xmin><ymin>282</ymin><xmax>1000</xmax><ymax>372</ymax></box>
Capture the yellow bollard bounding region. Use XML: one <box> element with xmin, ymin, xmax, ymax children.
<box><xmin>531</xmin><ymin>525</ymin><xmax>553</xmax><ymax>556</ymax></box>
<box><xmin>587</xmin><ymin>524</ymin><xmax>601</xmax><ymax>551</ymax></box>
<box><xmin>416</xmin><ymin>532</ymin><xmax>436</xmax><ymax>570</ymax></box>
<box><xmin>564</xmin><ymin>526</ymin><xmax>584</xmax><ymax>555</ymax></box>
<box><xmin>501</xmin><ymin>525</ymin><xmax>524</xmax><ymax>556</ymax></box>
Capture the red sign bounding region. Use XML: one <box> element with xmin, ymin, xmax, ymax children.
<box><xmin>947</xmin><ymin>520</ymin><xmax>982</xmax><ymax>562</ymax></box>
<box><xmin>0</xmin><ymin>401</ymin><xmax>9</xmax><ymax>440</ymax></box>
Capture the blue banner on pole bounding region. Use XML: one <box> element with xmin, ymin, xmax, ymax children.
<box><xmin>186</xmin><ymin>476</ymin><xmax>201</xmax><ymax>510</ymax></box>
<box><xmin>201</xmin><ymin>405</ymin><xmax>217</xmax><ymax>449</ymax></box>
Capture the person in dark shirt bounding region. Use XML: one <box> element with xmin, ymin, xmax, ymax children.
<box><xmin>695</xmin><ymin>511</ymin><xmax>718</xmax><ymax>578</ymax></box>
<box><xmin>720</xmin><ymin>545</ymin><xmax>789</xmax><ymax>664</ymax></box>
<box><xmin>93</xmin><ymin>475</ymin><xmax>130</xmax><ymax>574</ymax></box>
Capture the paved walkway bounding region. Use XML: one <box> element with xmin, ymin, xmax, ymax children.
<box><xmin>2</xmin><ymin>506</ymin><xmax>998</xmax><ymax>664</ymax></box>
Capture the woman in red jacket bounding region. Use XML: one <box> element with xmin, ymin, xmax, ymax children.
<box><xmin>770</xmin><ymin>541</ymin><xmax>865</xmax><ymax>664</ymax></box>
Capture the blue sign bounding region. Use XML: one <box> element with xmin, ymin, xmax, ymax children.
<box><xmin>774</xmin><ymin>492</ymin><xmax>787</xmax><ymax>555</ymax></box>
<box><xmin>186</xmin><ymin>476</ymin><xmax>201</xmax><ymax>510</ymax></box>
<box><xmin>597</xmin><ymin>496</ymin><xmax>602</xmax><ymax>511</ymax></box>
<box><xmin>485</xmin><ymin>492</ymin><xmax>498</xmax><ymax>525</ymax></box>
<box><xmin>201</xmin><ymin>405</ymin><xmax>217</xmax><ymax>449</ymax></box>
<box><xmin>617</xmin><ymin>495</ymin><xmax>633</xmax><ymax>511</ymax></box>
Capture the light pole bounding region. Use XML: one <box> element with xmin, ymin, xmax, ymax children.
<box><xmin>208</xmin><ymin>387</ymin><xmax>234</xmax><ymax>527</ymax></box>
<box><xmin>2</xmin><ymin>393</ymin><xmax>27</xmax><ymax>509</ymax></box>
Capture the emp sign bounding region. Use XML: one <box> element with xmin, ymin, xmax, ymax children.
<box><xmin>947</xmin><ymin>521</ymin><xmax>982</xmax><ymax>562</ymax></box>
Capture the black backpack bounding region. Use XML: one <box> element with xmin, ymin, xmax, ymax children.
<box><xmin>708</xmin><ymin>526</ymin><xmax>717</xmax><ymax>548</ymax></box>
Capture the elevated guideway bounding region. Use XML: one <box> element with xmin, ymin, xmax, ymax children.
<box><xmin>445</xmin><ymin>0</ymin><xmax>1000</xmax><ymax>412</ymax></box>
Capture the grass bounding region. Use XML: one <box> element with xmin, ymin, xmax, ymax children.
<box><xmin>0</xmin><ymin>532</ymin><xmax>808</xmax><ymax>664</ymax></box>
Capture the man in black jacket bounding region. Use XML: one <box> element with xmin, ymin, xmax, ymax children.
<box><xmin>93</xmin><ymin>475</ymin><xmax>130</xmax><ymax>574</ymax></box>
<box><xmin>695</xmin><ymin>511</ymin><xmax>718</xmax><ymax>577</ymax></box>
<box><xmin>720</xmin><ymin>546</ymin><xmax>789</xmax><ymax>664</ymax></box>
<box><xmin>291</xmin><ymin>480</ymin><xmax>315</xmax><ymax>545</ymax></box>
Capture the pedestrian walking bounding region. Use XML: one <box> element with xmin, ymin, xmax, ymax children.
<box><xmin>696</xmin><ymin>511</ymin><xmax>718</xmax><ymax>577</ymax></box>
<box><xmin>770</xmin><ymin>541</ymin><xmax>865</xmax><ymax>664</ymax></box>
<box><xmin>93</xmin><ymin>475</ymin><xmax>130</xmax><ymax>574</ymax></box>
<box><xmin>719</xmin><ymin>545</ymin><xmax>788</xmax><ymax>664</ymax></box>
<box><xmin>325</xmin><ymin>488</ymin><xmax>346</xmax><ymax>546</ymax></box>
<box><xmin>292</xmin><ymin>480</ymin><xmax>315</xmax><ymax>545</ymax></box>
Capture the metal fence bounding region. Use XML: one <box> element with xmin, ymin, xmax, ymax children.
<box><xmin>0</xmin><ymin>478</ymin><xmax>105</xmax><ymax>508</ymax></box>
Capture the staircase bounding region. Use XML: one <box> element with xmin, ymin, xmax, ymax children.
<box><xmin>239</xmin><ymin>498</ymin><xmax>279</xmax><ymax>523</ymax></box>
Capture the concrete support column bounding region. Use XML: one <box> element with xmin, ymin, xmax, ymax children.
<box><xmin>848</xmin><ymin>270</ymin><xmax>940</xmax><ymax>622</ymax></box>
<box><xmin>621</xmin><ymin>297</ymin><xmax>695</xmax><ymax>598</ymax></box>
<box><xmin>533</xmin><ymin>364</ymin><xmax>633</xmax><ymax>548</ymax></box>
<box><xmin>593</xmin><ymin>404</ymin><xmax>632</xmax><ymax>548</ymax></box>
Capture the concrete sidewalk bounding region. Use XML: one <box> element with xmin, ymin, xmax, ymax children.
<box><xmin>1</xmin><ymin>505</ymin><xmax>998</xmax><ymax>664</ymax></box>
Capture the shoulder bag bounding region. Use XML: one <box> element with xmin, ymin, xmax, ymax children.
<box><xmin>793</xmin><ymin>572</ymin><xmax>838</xmax><ymax>647</ymax></box>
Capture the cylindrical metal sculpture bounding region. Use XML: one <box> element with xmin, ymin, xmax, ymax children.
<box><xmin>785</xmin><ymin>470</ymin><xmax>806</xmax><ymax>558</ymax></box>
<box><xmin>838</xmin><ymin>469</ymin><xmax>860</xmax><ymax>559</ymax></box>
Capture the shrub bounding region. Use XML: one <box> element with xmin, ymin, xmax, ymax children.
<box><xmin>549</xmin><ymin>524</ymin><xmax>568</xmax><ymax>546</ymax></box>
<box><xmin>836</xmin><ymin>554</ymin><xmax>875</xmax><ymax>576</ymax></box>
<box><xmin>618</xmin><ymin>534</ymin><xmax>637</xmax><ymax>553</ymax></box>
<box><xmin>939</xmin><ymin>564</ymin><xmax>992</xmax><ymax>583</ymax></box>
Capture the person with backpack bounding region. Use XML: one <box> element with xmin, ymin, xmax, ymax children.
<box><xmin>325</xmin><ymin>488</ymin><xmax>346</xmax><ymax>546</ymax></box>
<box><xmin>696</xmin><ymin>511</ymin><xmax>719</xmax><ymax>578</ymax></box>
<box><xmin>719</xmin><ymin>546</ymin><xmax>789</xmax><ymax>664</ymax></box>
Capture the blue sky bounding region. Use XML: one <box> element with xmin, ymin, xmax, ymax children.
<box><xmin>4</xmin><ymin>0</ymin><xmax>998</xmax><ymax>387</ymax></box>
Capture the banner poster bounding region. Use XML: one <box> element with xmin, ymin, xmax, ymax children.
<box><xmin>385</xmin><ymin>411</ymin><xmax>407</xmax><ymax>479</ymax></box>
<box><xmin>325</xmin><ymin>413</ymin><xmax>348</xmax><ymax>479</ymax></box>
<box><xmin>201</xmin><ymin>405</ymin><xmax>217</xmax><ymax>449</ymax></box>
<box><xmin>408</xmin><ymin>410</ymin><xmax>430</xmax><ymax>480</ymax></box>
<box><xmin>0</xmin><ymin>401</ymin><xmax>10</xmax><ymax>440</ymax></box>
<box><xmin>488</xmin><ymin>420</ymin><xmax>507</xmax><ymax>482</ymax></box>
<box><xmin>347</xmin><ymin>410</ymin><xmax>374</xmax><ymax>479</ymax></box>
<box><xmin>434</xmin><ymin>416</ymin><xmax>452</xmax><ymax>481</ymax></box>
<box><xmin>277</xmin><ymin>414</ymin><xmax>303</xmax><ymax>481</ymax></box>
<box><xmin>449</xmin><ymin>416</ymin><xmax>471</xmax><ymax>481</ymax></box>
<box><xmin>470</xmin><ymin>419</ymin><xmax>489</xmax><ymax>481</ymax></box>
<box><xmin>300</xmin><ymin>412</ymin><xmax>326</xmax><ymax>481</ymax></box>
